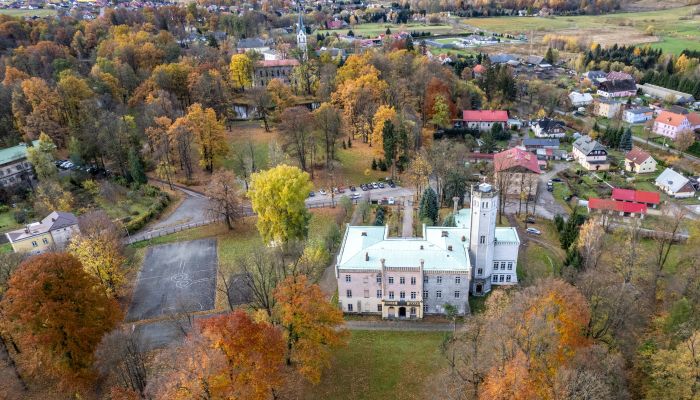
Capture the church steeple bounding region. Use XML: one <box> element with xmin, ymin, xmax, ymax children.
<box><xmin>296</xmin><ymin>1</ymin><xmax>308</xmax><ymax>60</ymax></box>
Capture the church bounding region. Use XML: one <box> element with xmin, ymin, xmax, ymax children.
<box><xmin>334</xmin><ymin>183</ymin><xmax>520</xmax><ymax>319</ymax></box>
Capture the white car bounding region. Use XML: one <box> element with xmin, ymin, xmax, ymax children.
<box><xmin>319</xmin><ymin>189</ymin><xmax>327</xmax><ymax>195</ymax></box>
<box><xmin>526</xmin><ymin>228</ymin><xmax>541</xmax><ymax>235</ymax></box>
<box><xmin>387</xmin><ymin>197</ymin><xmax>395</xmax><ymax>205</ymax></box>
<box><xmin>351</xmin><ymin>193</ymin><xmax>361</xmax><ymax>200</ymax></box>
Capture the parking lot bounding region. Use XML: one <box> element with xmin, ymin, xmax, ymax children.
<box><xmin>306</xmin><ymin>182</ymin><xmax>414</xmax><ymax>207</ymax></box>
<box><xmin>126</xmin><ymin>238</ymin><xmax>217</xmax><ymax>322</ymax></box>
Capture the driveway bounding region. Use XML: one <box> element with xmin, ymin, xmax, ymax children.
<box><xmin>532</xmin><ymin>162</ymin><xmax>570</xmax><ymax>219</ymax></box>
<box><xmin>150</xmin><ymin>187</ymin><xmax>211</xmax><ymax>230</ymax></box>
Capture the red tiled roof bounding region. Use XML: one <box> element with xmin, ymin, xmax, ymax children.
<box><xmin>588</xmin><ymin>198</ymin><xmax>648</xmax><ymax>214</ymax></box>
<box><xmin>611</xmin><ymin>188</ymin><xmax>660</xmax><ymax>205</ymax></box>
<box><xmin>257</xmin><ymin>59</ymin><xmax>300</xmax><ymax>67</ymax></box>
<box><xmin>688</xmin><ymin>113</ymin><xmax>700</xmax><ymax>126</ymax></box>
<box><xmin>655</xmin><ymin>111</ymin><xmax>687</xmax><ymax>127</ymax></box>
<box><xmin>462</xmin><ymin>110</ymin><xmax>508</xmax><ymax>122</ymax></box>
<box><xmin>625</xmin><ymin>147</ymin><xmax>652</xmax><ymax>165</ymax></box>
<box><xmin>494</xmin><ymin>147</ymin><xmax>541</xmax><ymax>174</ymax></box>
<box><xmin>473</xmin><ymin>64</ymin><xmax>486</xmax><ymax>74</ymax></box>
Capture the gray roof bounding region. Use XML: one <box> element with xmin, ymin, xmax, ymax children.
<box><xmin>523</xmin><ymin>138</ymin><xmax>560</xmax><ymax>147</ymax></box>
<box><xmin>625</xmin><ymin>107</ymin><xmax>653</xmax><ymax>114</ymax></box>
<box><xmin>489</xmin><ymin>53</ymin><xmax>517</xmax><ymax>64</ymax></box>
<box><xmin>6</xmin><ymin>211</ymin><xmax>78</xmax><ymax>242</ymax></box>
<box><xmin>573</xmin><ymin>135</ymin><xmax>606</xmax><ymax>155</ymax></box>
<box><xmin>655</xmin><ymin>168</ymin><xmax>693</xmax><ymax>194</ymax></box>
<box><xmin>237</xmin><ymin>38</ymin><xmax>267</xmax><ymax>49</ymax></box>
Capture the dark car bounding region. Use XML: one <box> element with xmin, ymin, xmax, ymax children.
<box><xmin>350</xmin><ymin>186</ymin><xmax>356</xmax><ymax>192</ymax></box>
<box><xmin>378</xmin><ymin>182</ymin><xmax>385</xmax><ymax>189</ymax></box>
<box><xmin>526</xmin><ymin>216</ymin><xmax>536</xmax><ymax>224</ymax></box>
<box><xmin>308</xmin><ymin>191</ymin><xmax>315</xmax><ymax>197</ymax></box>
<box><xmin>388</xmin><ymin>181</ymin><xmax>396</xmax><ymax>188</ymax></box>
<box><xmin>552</xmin><ymin>178</ymin><xmax>562</xmax><ymax>182</ymax></box>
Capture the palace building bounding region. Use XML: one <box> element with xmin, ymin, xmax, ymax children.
<box><xmin>335</xmin><ymin>183</ymin><xmax>520</xmax><ymax>319</ymax></box>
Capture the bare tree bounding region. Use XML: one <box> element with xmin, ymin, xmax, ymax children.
<box><xmin>279</xmin><ymin>106</ymin><xmax>314</xmax><ymax>172</ymax></box>
<box><xmin>237</xmin><ymin>250</ymin><xmax>281</xmax><ymax>317</ymax></box>
<box><xmin>248</xmin><ymin>86</ymin><xmax>274</xmax><ymax>132</ymax></box>
<box><xmin>95</xmin><ymin>327</ymin><xmax>148</xmax><ymax>396</ymax></box>
<box><xmin>205</xmin><ymin>170</ymin><xmax>242</xmax><ymax>230</ymax></box>
<box><xmin>313</xmin><ymin>103</ymin><xmax>342</xmax><ymax>170</ymax></box>
<box><xmin>651</xmin><ymin>207</ymin><xmax>687</xmax><ymax>302</ymax></box>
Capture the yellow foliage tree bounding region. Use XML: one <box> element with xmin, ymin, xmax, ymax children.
<box><xmin>371</xmin><ymin>105</ymin><xmax>396</xmax><ymax>153</ymax></box>
<box><xmin>332</xmin><ymin>72</ymin><xmax>387</xmax><ymax>143</ymax></box>
<box><xmin>229</xmin><ymin>54</ymin><xmax>253</xmax><ymax>91</ymax></box>
<box><xmin>184</xmin><ymin>103</ymin><xmax>228</xmax><ymax>172</ymax></box>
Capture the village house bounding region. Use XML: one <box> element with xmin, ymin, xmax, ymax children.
<box><xmin>655</xmin><ymin>168</ymin><xmax>696</xmax><ymax>198</ymax></box>
<box><xmin>522</xmin><ymin>138</ymin><xmax>560</xmax><ymax>150</ymax></box>
<box><xmin>456</xmin><ymin>110</ymin><xmax>509</xmax><ymax>131</ymax></box>
<box><xmin>652</xmin><ymin>110</ymin><xmax>700</xmax><ymax>140</ymax></box>
<box><xmin>494</xmin><ymin>147</ymin><xmax>541</xmax><ymax>198</ymax></box>
<box><xmin>623</xmin><ymin>107</ymin><xmax>654</xmax><ymax>124</ymax></box>
<box><xmin>597</xmin><ymin>79</ymin><xmax>637</xmax><ymax>98</ymax></box>
<box><xmin>611</xmin><ymin>188</ymin><xmax>660</xmax><ymax>208</ymax></box>
<box><xmin>606</xmin><ymin>71</ymin><xmax>635</xmax><ymax>82</ymax></box>
<box><xmin>583</xmin><ymin>70</ymin><xmax>607</xmax><ymax>83</ymax></box>
<box><xmin>335</xmin><ymin>183</ymin><xmax>520</xmax><ymax>318</ymax></box>
<box><xmin>594</xmin><ymin>98</ymin><xmax>623</xmax><ymax>119</ymax></box>
<box><xmin>532</xmin><ymin>118</ymin><xmax>567</xmax><ymax>138</ymax></box>
<box><xmin>624</xmin><ymin>147</ymin><xmax>657</xmax><ymax>174</ymax></box>
<box><xmin>252</xmin><ymin>59</ymin><xmax>300</xmax><ymax>87</ymax></box>
<box><xmin>572</xmin><ymin>135</ymin><xmax>610</xmax><ymax>171</ymax></box>
<box><xmin>0</xmin><ymin>141</ymin><xmax>37</xmax><ymax>188</ymax></box>
<box><xmin>5</xmin><ymin>211</ymin><xmax>80</xmax><ymax>255</ymax></box>
<box><xmin>569</xmin><ymin>91</ymin><xmax>593</xmax><ymax>107</ymax></box>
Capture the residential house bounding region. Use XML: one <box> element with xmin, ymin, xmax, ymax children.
<box><xmin>236</xmin><ymin>38</ymin><xmax>270</xmax><ymax>54</ymax></box>
<box><xmin>611</xmin><ymin>188</ymin><xmax>660</xmax><ymax>208</ymax></box>
<box><xmin>623</xmin><ymin>107</ymin><xmax>654</xmax><ymax>124</ymax></box>
<box><xmin>522</xmin><ymin>138</ymin><xmax>560</xmax><ymax>150</ymax></box>
<box><xmin>5</xmin><ymin>211</ymin><xmax>80</xmax><ymax>255</ymax></box>
<box><xmin>587</xmin><ymin>198</ymin><xmax>647</xmax><ymax>218</ymax></box>
<box><xmin>569</xmin><ymin>91</ymin><xmax>593</xmax><ymax>107</ymax></box>
<box><xmin>532</xmin><ymin>118</ymin><xmax>567</xmax><ymax>138</ymax></box>
<box><xmin>652</xmin><ymin>110</ymin><xmax>700</xmax><ymax>140</ymax></box>
<box><xmin>488</xmin><ymin>53</ymin><xmax>518</xmax><ymax>64</ymax></box>
<box><xmin>606</xmin><ymin>71</ymin><xmax>634</xmax><ymax>82</ymax></box>
<box><xmin>252</xmin><ymin>59</ymin><xmax>300</xmax><ymax>87</ymax></box>
<box><xmin>335</xmin><ymin>183</ymin><xmax>520</xmax><ymax>318</ymax></box>
<box><xmin>597</xmin><ymin>79</ymin><xmax>637</xmax><ymax>98</ymax></box>
<box><xmin>572</xmin><ymin>135</ymin><xmax>610</xmax><ymax>171</ymax></box>
<box><xmin>655</xmin><ymin>168</ymin><xmax>696</xmax><ymax>198</ymax></box>
<box><xmin>0</xmin><ymin>141</ymin><xmax>37</xmax><ymax>188</ymax></box>
<box><xmin>457</xmin><ymin>110</ymin><xmax>508</xmax><ymax>131</ymax></box>
<box><xmin>637</xmin><ymin>83</ymin><xmax>695</xmax><ymax>104</ymax></box>
<box><xmin>594</xmin><ymin>98</ymin><xmax>623</xmax><ymax>119</ymax></box>
<box><xmin>524</xmin><ymin>55</ymin><xmax>544</xmax><ymax>66</ymax></box>
<box><xmin>624</xmin><ymin>147</ymin><xmax>657</xmax><ymax>174</ymax></box>
<box><xmin>583</xmin><ymin>70</ymin><xmax>607</xmax><ymax>82</ymax></box>
<box><xmin>494</xmin><ymin>147</ymin><xmax>541</xmax><ymax>199</ymax></box>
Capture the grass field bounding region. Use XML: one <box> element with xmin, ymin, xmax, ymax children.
<box><xmin>304</xmin><ymin>330</ymin><xmax>446</xmax><ymax>400</ymax></box>
<box><xmin>0</xmin><ymin>243</ymin><xmax>11</xmax><ymax>254</ymax></box>
<box><xmin>0</xmin><ymin>8</ymin><xmax>56</xmax><ymax>17</ymax></box>
<box><xmin>460</xmin><ymin>6</ymin><xmax>700</xmax><ymax>54</ymax></box>
<box><xmin>317</xmin><ymin>23</ymin><xmax>457</xmax><ymax>37</ymax></box>
<box><xmin>0</xmin><ymin>211</ymin><xmax>20</xmax><ymax>233</ymax></box>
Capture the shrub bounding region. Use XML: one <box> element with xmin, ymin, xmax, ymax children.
<box><xmin>13</xmin><ymin>210</ymin><xmax>26</xmax><ymax>224</ymax></box>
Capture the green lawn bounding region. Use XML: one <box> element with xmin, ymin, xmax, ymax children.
<box><xmin>318</xmin><ymin>23</ymin><xmax>458</xmax><ymax>37</ymax></box>
<box><xmin>649</xmin><ymin>36</ymin><xmax>700</xmax><ymax>55</ymax></box>
<box><xmin>335</xmin><ymin>145</ymin><xmax>386</xmax><ymax>186</ymax></box>
<box><xmin>304</xmin><ymin>330</ymin><xmax>447</xmax><ymax>400</ymax></box>
<box><xmin>0</xmin><ymin>8</ymin><xmax>56</xmax><ymax>17</ymax></box>
<box><xmin>0</xmin><ymin>243</ymin><xmax>12</xmax><ymax>254</ymax></box>
<box><xmin>519</xmin><ymin>243</ymin><xmax>563</xmax><ymax>283</ymax></box>
<box><xmin>0</xmin><ymin>211</ymin><xmax>20</xmax><ymax>233</ymax></box>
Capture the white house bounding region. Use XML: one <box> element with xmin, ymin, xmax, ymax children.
<box><xmin>572</xmin><ymin>135</ymin><xmax>610</xmax><ymax>171</ymax></box>
<box><xmin>457</xmin><ymin>110</ymin><xmax>509</xmax><ymax>131</ymax></box>
<box><xmin>652</xmin><ymin>110</ymin><xmax>700</xmax><ymax>140</ymax></box>
<box><xmin>569</xmin><ymin>91</ymin><xmax>593</xmax><ymax>107</ymax></box>
<box><xmin>624</xmin><ymin>147</ymin><xmax>657</xmax><ymax>174</ymax></box>
<box><xmin>532</xmin><ymin>119</ymin><xmax>567</xmax><ymax>138</ymax></box>
<box><xmin>335</xmin><ymin>183</ymin><xmax>520</xmax><ymax>319</ymax></box>
<box><xmin>655</xmin><ymin>168</ymin><xmax>696</xmax><ymax>198</ymax></box>
<box><xmin>623</xmin><ymin>107</ymin><xmax>654</xmax><ymax>124</ymax></box>
<box><xmin>0</xmin><ymin>141</ymin><xmax>38</xmax><ymax>188</ymax></box>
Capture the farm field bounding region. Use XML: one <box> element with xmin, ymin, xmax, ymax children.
<box><xmin>303</xmin><ymin>330</ymin><xmax>447</xmax><ymax>400</ymax></box>
<box><xmin>460</xmin><ymin>6</ymin><xmax>700</xmax><ymax>54</ymax></box>
<box><xmin>0</xmin><ymin>8</ymin><xmax>56</xmax><ymax>17</ymax></box>
<box><xmin>317</xmin><ymin>22</ymin><xmax>459</xmax><ymax>37</ymax></box>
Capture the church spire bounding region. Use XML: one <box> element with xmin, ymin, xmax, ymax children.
<box><xmin>297</xmin><ymin>1</ymin><xmax>305</xmax><ymax>34</ymax></box>
<box><xmin>296</xmin><ymin>0</ymin><xmax>308</xmax><ymax>61</ymax></box>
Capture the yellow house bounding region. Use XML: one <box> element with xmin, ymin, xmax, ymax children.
<box><xmin>5</xmin><ymin>211</ymin><xmax>80</xmax><ymax>255</ymax></box>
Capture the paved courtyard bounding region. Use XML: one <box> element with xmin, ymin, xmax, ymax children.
<box><xmin>127</xmin><ymin>238</ymin><xmax>218</xmax><ymax>322</ymax></box>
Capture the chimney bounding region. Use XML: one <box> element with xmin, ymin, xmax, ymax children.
<box><xmin>448</xmin><ymin>245</ymin><xmax>453</xmax><ymax>251</ymax></box>
<box><xmin>365</xmin><ymin>252</ymin><xmax>369</xmax><ymax>261</ymax></box>
<box><xmin>420</xmin><ymin>245</ymin><xmax>424</xmax><ymax>250</ymax></box>
<box><xmin>452</xmin><ymin>196</ymin><xmax>460</xmax><ymax>214</ymax></box>
<box><xmin>380</xmin><ymin>258</ymin><xmax>385</xmax><ymax>268</ymax></box>
<box><xmin>419</xmin><ymin>259</ymin><xmax>424</xmax><ymax>274</ymax></box>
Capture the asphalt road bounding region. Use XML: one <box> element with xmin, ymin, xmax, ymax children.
<box><xmin>632</xmin><ymin>135</ymin><xmax>700</xmax><ymax>164</ymax></box>
<box><xmin>150</xmin><ymin>187</ymin><xmax>211</xmax><ymax>230</ymax></box>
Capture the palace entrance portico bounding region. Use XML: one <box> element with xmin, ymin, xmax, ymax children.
<box><xmin>382</xmin><ymin>300</ymin><xmax>423</xmax><ymax>319</ymax></box>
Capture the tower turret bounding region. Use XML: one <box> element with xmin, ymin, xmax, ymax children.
<box><xmin>469</xmin><ymin>182</ymin><xmax>498</xmax><ymax>295</ymax></box>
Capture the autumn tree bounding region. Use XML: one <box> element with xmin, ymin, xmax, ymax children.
<box><xmin>405</xmin><ymin>150</ymin><xmax>433</xmax><ymax>195</ymax></box>
<box><xmin>184</xmin><ymin>103</ymin><xmax>228</xmax><ymax>173</ymax></box>
<box><xmin>95</xmin><ymin>327</ymin><xmax>148</xmax><ymax>397</ymax></box>
<box><xmin>147</xmin><ymin>310</ymin><xmax>286</xmax><ymax>399</ymax></box>
<box><xmin>429</xmin><ymin>95</ymin><xmax>451</xmax><ymax>129</ymax></box>
<box><xmin>205</xmin><ymin>170</ymin><xmax>241</xmax><ymax>230</ymax></box>
<box><xmin>267</xmin><ymin>78</ymin><xmax>297</xmax><ymax>122</ymax></box>
<box><xmin>146</xmin><ymin>116</ymin><xmax>174</xmax><ymax>189</ymax></box>
<box><xmin>0</xmin><ymin>253</ymin><xmax>122</xmax><ymax>388</ymax></box>
<box><xmin>313</xmin><ymin>102</ymin><xmax>342</xmax><ymax>170</ymax></box>
<box><xmin>279</xmin><ymin>106</ymin><xmax>314</xmax><ymax>172</ymax></box>
<box><xmin>577</xmin><ymin>215</ymin><xmax>605</xmax><ymax>270</ymax></box>
<box><xmin>273</xmin><ymin>275</ymin><xmax>346</xmax><ymax>383</ymax></box>
<box><xmin>649</xmin><ymin>330</ymin><xmax>700</xmax><ymax>399</ymax></box>
<box><xmin>26</xmin><ymin>132</ymin><xmax>57</xmax><ymax>181</ymax></box>
<box><xmin>229</xmin><ymin>54</ymin><xmax>253</xmax><ymax>91</ymax></box>
<box><xmin>68</xmin><ymin>211</ymin><xmax>126</xmax><ymax>296</ymax></box>
<box><xmin>247</xmin><ymin>86</ymin><xmax>274</xmax><ymax>132</ymax></box>
<box><xmin>675</xmin><ymin>129</ymin><xmax>696</xmax><ymax>154</ymax></box>
<box><xmin>33</xmin><ymin>181</ymin><xmax>74</xmax><ymax>215</ymax></box>
<box><xmin>371</xmin><ymin>105</ymin><xmax>396</xmax><ymax>152</ymax></box>
<box><xmin>168</xmin><ymin>117</ymin><xmax>196</xmax><ymax>181</ymax></box>
<box><xmin>249</xmin><ymin>165</ymin><xmax>312</xmax><ymax>244</ymax></box>
<box><xmin>332</xmin><ymin>67</ymin><xmax>387</xmax><ymax>144</ymax></box>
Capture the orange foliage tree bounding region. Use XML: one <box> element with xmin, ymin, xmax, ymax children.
<box><xmin>0</xmin><ymin>253</ymin><xmax>122</xmax><ymax>388</ymax></box>
<box><xmin>273</xmin><ymin>275</ymin><xmax>347</xmax><ymax>384</ymax></box>
<box><xmin>148</xmin><ymin>310</ymin><xmax>286</xmax><ymax>399</ymax></box>
<box><xmin>480</xmin><ymin>279</ymin><xmax>591</xmax><ymax>400</ymax></box>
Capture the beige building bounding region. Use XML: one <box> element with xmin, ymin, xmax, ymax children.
<box><xmin>494</xmin><ymin>147</ymin><xmax>542</xmax><ymax>199</ymax></box>
<box><xmin>572</xmin><ymin>135</ymin><xmax>610</xmax><ymax>171</ymax></box>
<box><xmin>594</xmin><ymin>99</ymin><xmax>623</xmax><ymax>119</ymax></box>
<box><xmin>6</xmin><ymin>211</ymin><xmax>80</xmax><ymax>255</ymax></box>
<box><xmin>624</xmin><ymin>147</ymin><xmax>657</xmax><ymax>174</ymax></box>
<box><xmin>252</xmin><ymin>59</ymin><xmax>300</xmax><ymax>87</ymax></box>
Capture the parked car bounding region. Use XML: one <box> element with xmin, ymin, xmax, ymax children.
<box><xmin>351</xmin><ymin>193</ymin><xmax>361</xmax><ymax>199</ymax></box>
<box><xmin>525</xmin><ymin>215</ymin><xmax>536</xmax><ymax>224</ymax></box>
<box><xmin>387</xmin><ymin>197</ymin><xmax>395</xmax><ymax>205</ymax></box>
<box><xmin>308</xmin><ymin>191</ymin><xmax>315</xmax><ymax>197</ymax></box>
<box><xmin>551</xmin><ymin>178</ymin><xmax>562</xmax><ymax>182</ymax></box>
<box><xmin>378</xmin><ymin>182</ymin><xmax>385</xmax><ymax>189</ymax></box>
<box><xmin>319</xmin><ymin>189</ymin><xmax>327</xmax><ymax>195</ymax></box>
<box><xmin>372</xmin><ymin>182</ymin><xmax>379</xmax><ymax>189</ymax></box>
<box><xmin>349</xmin><ymin>186</ymin><xmax>356</xmax><ymax>192</ymax></box>
<box><xmin>526</xmin><ymin>228</ymin><xmax>541</xmax><ymax>235</ymax></box>
<box><xmin>388</xmin><ymin>180</ymin><xmax>396</xmax><ymax>188</ymax></box>
<box><xmin>360</xmin><ymin>184</ymin><xmax>368</xmax><ymax>191</ymax></box>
